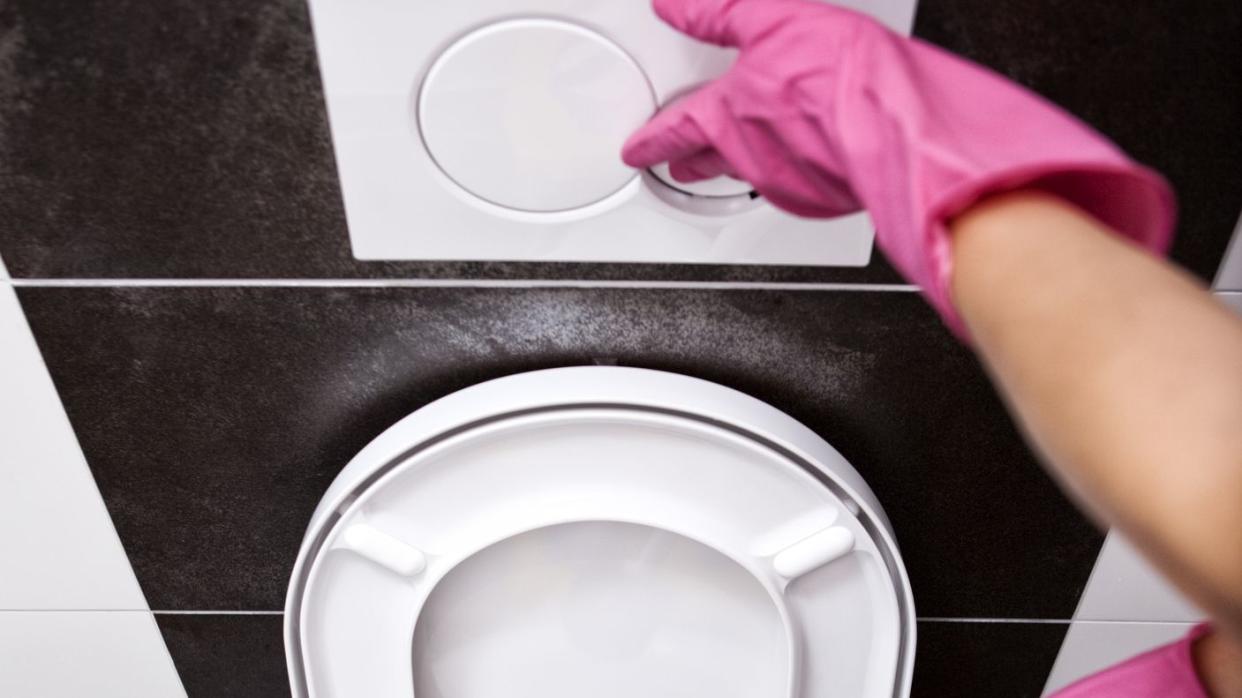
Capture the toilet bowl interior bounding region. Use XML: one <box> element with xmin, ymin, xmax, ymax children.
<box><xmin>412</xmin><ymin>521</ymin><xmax>791</xmax><ymax>698</ymax></box>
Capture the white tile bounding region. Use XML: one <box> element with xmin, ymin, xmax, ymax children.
<box><xmin>0</xmin><ymin>611</ymin><xmax>186</xmax><ymax>698</ymax></box>
<box><xmin>1219</xmin><ymin>292</ymin><xmax>1242</xmax><ymax>315</ymax></box>
<box><xmin>1213</xmin><ymin>213</ymin><xmax>1242</xmax><ymax>290</ymax></box>
<box><xmin>1074</xmin><ymin>530</ymin><xmax>1203</xmax><ymax>622</ymax></box>
<box><xmin>0</xmin><ymin>280</ymin><xmax>148</xmax><ymax>609</ymax></box>
<box><xmin>1043</xmin><ymin>621</ymin><xmax>1195</xmax><ymax>696</ymax></box>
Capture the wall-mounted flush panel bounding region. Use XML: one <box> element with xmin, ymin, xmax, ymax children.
<box><xmin>307</xmin><ymin>0</ymin><xmax>918</xmax><ymax>266</ymax></box>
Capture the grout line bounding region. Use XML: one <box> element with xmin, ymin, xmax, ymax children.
<box><xmin>9</xmin><ymin>278</ymin><xmax>920</xmax><ymax>292</ymax></box>
<box><xmin>0</xmin><ymin>609</ymin><xmax>284</xmax><ymax>614</ymax></box>
<box><xmin>918</xmin><ymin>617</ymin><xmax>1072</xmax><ymax>625</ymax></box>
<box><xmin>917</xmin><ymin>617</ymin><xmax>1199</xmax><ymax>625</ymax></box>
<box><xmin>12</xmin><ymin>279</ymin><xmax>1242</xmax><ymax>295</ymax></box>
<box><xmin>0</xmin><ymin>610</ymin><xmax>1195</xmax><ymax>624</ymax></box>
<box><xmin>150</xmin><ymin>610</ymin><xmax>284</xmax><ymax>615</ymax></box>
<box><xmin>11</xmin><ymin>277</ymin><xmax>1236</xmax><ymax>295</ymax></box>
<box><xmin>0</xmin><ymin>609</ymin><xmax>153</xmax><ymax>613</ymax></box>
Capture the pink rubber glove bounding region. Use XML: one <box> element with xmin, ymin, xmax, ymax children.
<box><xmin>622</xmin><ymin>0</ymin><xmax>1176</xmax><ymax>338</ymax></box>
<box><xmin>1050</xmin><ymin>624</ymin><xmax>1211</xmax><ymax>698</ymax></box>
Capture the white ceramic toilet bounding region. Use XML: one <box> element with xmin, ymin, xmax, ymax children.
<box><xmin>285</xmin><ymin>367</ymin><xmax>915</xmax><ymax>697</ymax></box>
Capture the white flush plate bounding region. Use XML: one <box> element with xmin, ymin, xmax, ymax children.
<box><xmin>307</xmin><ymin>0</ymin><xmax>918</xmax><ymax>266</ymax></box>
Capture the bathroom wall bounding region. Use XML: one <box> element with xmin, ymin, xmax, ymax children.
<box><xmin>0</xmin><ymin>0</ymin><xmax>1238</xmax><ymax>696</ymax></box>
<box><xmin>0</xmin><ymin>255</ymin><xmax>186</xmax><ymax>697</ymax></box>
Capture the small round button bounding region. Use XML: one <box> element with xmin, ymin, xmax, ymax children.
<box><xmin>650</xmin><ymin>162</ymin><xmax>755</xmax><ymax>199</ymax></box>
<box><xmin>418</xmin><ymin>19</ymin><xmax>656</xmax><ymax>213</ymax></box>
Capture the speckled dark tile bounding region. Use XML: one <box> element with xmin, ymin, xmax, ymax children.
<box><xmin>154</xmin><ymin>615</ymin><xmax>1065</xmax><ymax>697</ymax></box>
<box><xmin>0</xmin><ymin>0</ymin><xmax>1236</xmax><ymax>281</ymax></box>
<box><xmin>156</xmin><ymin>613</ymin><xmax>290</xmax><ymax>698</ymax></box>
<box><xmin>18</xmin><ymin>287</ymin><xmax>1102</xmax><ymax>617</ymax></box>
<box><xmin>912</xmin><ymin>620</ymin><xmax>1068</xmax><ymax>698</ymax></box>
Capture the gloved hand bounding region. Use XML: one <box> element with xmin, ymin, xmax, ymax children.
<box><xmin>622</xmin><ymin>0</ymin><xmax>1176</xmax><ymax>338</ymax></box>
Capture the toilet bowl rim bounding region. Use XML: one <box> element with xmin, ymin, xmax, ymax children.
<box><xmin>283</xmin><ymin>367</ymin><xmax>916</xmax><ymax>697</ymax></box>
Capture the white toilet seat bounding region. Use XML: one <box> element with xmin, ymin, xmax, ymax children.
<box><xmin>285</xmin><ymin>368</ymin><xmax>915</xmax><ymax>697</ymax></box>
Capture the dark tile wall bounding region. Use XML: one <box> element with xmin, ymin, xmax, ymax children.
<box><xmin>3</xmin><ymin>0</ymin><xmax>1239</xmax><ymax>696</ymax></box>
<box><xmin>0</xmin><ymin>0</ymin><xmax>1238</xmax><ymax>281</ymax></box>
<box><xmin>21</xmin><ymin>286</ymin><xmax>1096</xmax><ymax>697</ymax></box>
<box><xmin>0</xmin><ymin>0</ymin><xmax>900</xmax><ymax>283</ymax></box>
<box><xmin>912</xmin><ymin>620</ymin><xmax>1069</xmax><ymax>698</ymax></box>
<box><xmin>157</xmin><ymin>614</ymin><xmax>291</xmax><ymax>698</ymax></box>
<box><xmin>18</xmin><ymin>287</ymin><xmax>1100</xmax><ymax>617</ymax></box>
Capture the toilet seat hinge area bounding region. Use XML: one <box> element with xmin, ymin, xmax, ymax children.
<box><xmin>771</xmin><ymin>525</ymin><xmax>856</xmax><ymax>580</ymax></box>
<box><xmin>337</xmin><ymin>522</ymin><xmax>427</xmax><ymax>577</ymax></box>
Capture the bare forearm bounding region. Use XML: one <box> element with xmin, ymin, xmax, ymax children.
<box><xmin>950</xmin><ymin>190</ymin><xmax>1242</xmax><ymax>640</ymax></box>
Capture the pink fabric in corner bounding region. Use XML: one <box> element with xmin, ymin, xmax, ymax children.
<box><xmin>1050</xmin><ymin>624</ymin><xmax>1212</xmax><ymax>698</ymax></box>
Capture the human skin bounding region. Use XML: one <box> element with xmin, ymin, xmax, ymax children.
<box><xmin>950</xmin><ymin>190</ymin><xmax>1242</xmax><ymax>695</ymax></box>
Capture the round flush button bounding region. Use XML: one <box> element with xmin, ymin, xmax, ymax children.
<box><xmin>650</xmin><ymin>162</ymin><xmax>755</xmax><ymax>199</ymax></box>
<box><xmin>418</xmin><ymin>19</ymin><xmax>656</xmax><ymax>213</ymax></box>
